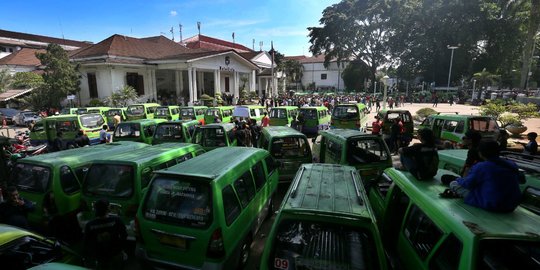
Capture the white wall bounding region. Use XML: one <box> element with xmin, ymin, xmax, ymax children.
<box><xmin>301</xmin><ymin>61</ymin><xmax>348</xmax><ymax>90</ymax></box>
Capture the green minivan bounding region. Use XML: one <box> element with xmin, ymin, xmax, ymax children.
<box><xmin>331</xmin><ymin>103</ymin><xmax>369</xmax><ymax>131</ymax></box>
<box><xmin>298</xmin><ymin>106</ymin><xmax>331</xmax><ymax>135</ymax></box>
<box><xmin>9</xmin><ymin>142</ymin><xmax>148</xmax><ymax>232</ymax></box>
<box><xmin>152</xmin><ymin>120</ymin><xmax>199</xmax><ymax>145</ymax></box>
<box><xmin>204</xmin><ymin>106</ymin><xmax>234</xmax><ymax>124</ymax></box>
<box><xmin>180</xmin><ymin>106</ymin><xmax>208</xmax><ymax>125</ymax></box>
<box><xmin>258</xmin><ymin>126</ymin><xmax>312</xmax><ymax>182</ymax></box>
<box><xmin>155</xmin><ymin>105</ymin><xmax>181</xmax><ymax>121</ymax></box>
<box><xmin>366</xmin><ymin>168</ymin><xmax>540</xmax><ymax>269</ymax></box>
<box><xmin>30</xmin><ymin>113</ymin><xmax>106</xmax><ymax>146</ymax></box>
<box><xmin>78</xmin><ymin>143</ymin><xmax>204</xmax><ymax>239</ymax></box>
<box><xmin>191</xmin><ymin>123</ymin><xmax>237</xmax><ymax>151</ymax></box>
<box><xmin>233</xmin><ymin>105</ymin><xmax>266</xmax><ymax>124</ymax></box>
<box><xmin>260</xmin><ymin>163</ymin><xmax>388</xmax><ymax>270</ymax></box>
<box><xmin>312</xmin><ymin>129</ymin><xmax>392</xmax><ymax>182</ymax></box>
<box><xmin>135</xmin><ymin>147</ymin><xmax>279</xmax><ymax>269</ymax></box>
<box><xmin>125</xmin><ymin>103</ymin><xmax>161</xmax><ymax>121</ymax></box>
<box><xmin>418</xmin><ymin>114</ymin><xmax>499</xmax><ymax>148</ymax></box>
<box><xmin>113</xmin><ymin>119</ymin><xmax>166</xmax><ymax>145</ymax></box>
<box><xmin>105</xmin><ymin>107</ymin><xmax>126</xmax><ymax>128</ymax></box>
<box><xmin>269</xmin><ymin>106</ymin><xmax>298</xmax><ymax>126</ymax></box>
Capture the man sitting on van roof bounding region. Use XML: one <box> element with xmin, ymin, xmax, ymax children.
<box><xmin>449</xmin><ymin>140</ymin><xmax>522</xmax><ymax>213</ymax></box>
<box><xmin>398</xmin><ymin>128</ymin><xmax>438</xmax><ymax>180</ymax></box>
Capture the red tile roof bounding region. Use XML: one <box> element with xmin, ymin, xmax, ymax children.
<box><xmin>182</xmin><ymin>34</ymin><xmax>253</xmax><ymax>53</ymax></box>
<box><xmin>0</xmin><ymin>48</ymin><xmax>45</xmax><ymax>66</ymax></box>
<box><xmin>0</xmin><ymin>29</ymin><xmax>91</xmax><ymax>48</ymax></box>
<box><xmin>284</xmin><ymin>55</ymin><xmax>307</xmax><ymax>61</ymax></box>
<box><xmin>71</xmin><ymin>34</ymin><xmax>192</xmax><ymax>60</ymax></box>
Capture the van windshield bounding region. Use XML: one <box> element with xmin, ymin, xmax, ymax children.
<box><xmin>478</xmin><ymin>239</ymin><xmax>540</xmax><ymax>269</ymax></box>
<box><xmin>180</xmin><ymin>108</ymin><xmax>195</xmax><ymax>119</ymax></box>
<box><xmin>76</xmin><ymin>108</ymin><xmax>88</xmax><ymax>115</ymax></box>
<box><xmin>271</xmin><ymin>137</ymin><xmax>309</xmax><ymax>158</ymax></box>
<box><xmin>142</xmin><ymin>176</ymin><xmax>212</xmax><ymax>228</ymax></box>
<box><xmin>80</xmin><ymin>114</ymin><xmax>105</xmax><ymax>129</ymax></box>
<box><xmin>106</xmin><ymin>109</ymin><xmax>122</xmax><ymax>117</ymax></box>
<box><xmin>301</xmin><ymin>109</ymin><xmax>317</xmax><ymax>120</ymax></box>
<box><xmin>155</xmin><ymin>107</ymin><xmax>170</xmax><ymax>116</ymax></box>
<box><xmin>270</xmin><ymin>109</ymin><xmax>288</xmax><ymax>119</ymax></box>
<box><xmin>193</xmin><ymin>127</ymin><xmax>227</xmax><ymax>147</ymax></box>
<box><xmin>347</xmin><ymin>139</ymin><xmax>389</xmax><ymax>164</ymax></box>
<box><xmin>127</xmin><ymin>105</ymin><xmax>145</xmax><ymax>116</ymax></box>
<box><xmin>11</xmin><ymin>163</ymin><xmax>51</xmax><ymax>193</ymax></box>
<box><xmin>154</xmin><ymin>124</ymin><xmax>184</xmax><ymax>141</ymax></box>
<box><xmin>333</xmin><ymin>106</ymin><xmax>358</xmax><ymax>119</ymax></box>
<box><xmin>268</xmin><ymin>220</ymin><xmax>379</xmax><ymax>270</ymax></box>
<box><xmin>470</xmin><ymin>118</ymin><xmax>498</xmax><ymax>132</ymax></box>
<box><xmin>386</xmin><ymin>112</ymin><xmax>412</xmax><ymax>123</ymax></box>
<box><xmin>83</xmin><ymin>164</ymin><xmax>134</xmax><ymax>198</ymax></box>
<box><xmin>114</xmin><ymin>123</ymin><xmax>141</xmax><ymax>138</ymax></box>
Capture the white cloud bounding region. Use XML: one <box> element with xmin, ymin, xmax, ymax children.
<box><xmin>170</xmin><ymin>10</ymin><xmax>177</xmax><ymax>16</ymax></box>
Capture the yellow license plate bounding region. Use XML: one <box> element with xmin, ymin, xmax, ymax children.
<box><xmin>159</xmin><ymin>235</ymin><xmax>186</xmax><ymax>249</ymax></box>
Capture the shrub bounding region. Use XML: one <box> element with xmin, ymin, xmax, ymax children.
<box><xmin>416</xmin><ymin>108</ymin><xmax>438</xmax><ymax>118</ymax></box>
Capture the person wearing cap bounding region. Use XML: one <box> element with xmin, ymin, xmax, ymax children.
<box><xmin>461</xmin><ymin>130</ymin><xmax>482</xmax><ymax>177</ymax></box>
<box><xmin>83</xmin><ymin>198</ymin><xmax>127</xmax><ymax>268</ymax></box>
<box><xmin>449</xmin><ymin>140</ymin><xmax>521</xmax><ymax>212</ymax></box>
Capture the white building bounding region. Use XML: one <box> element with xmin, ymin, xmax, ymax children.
<box><xmin>287</xmin><ymin>55</ymin><xmax>348</xmax><ymax>91</ymax></box>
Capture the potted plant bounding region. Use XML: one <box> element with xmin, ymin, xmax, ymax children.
<box><xmin>499</xmin><ymin>114</ymin><xmax>527</xmax><ymax>136</ymax></box>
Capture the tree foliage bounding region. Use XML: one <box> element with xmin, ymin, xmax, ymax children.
<box><xmin>106</xmin><ymin>86</ymin><xmax>139</xmax><ymax>107</ymax></box>
<box><xmin>341</xmin><ymin>61</ymin><xmax>370</xmax><ymax>91</ymax></box>
<box><xmin>280</xmin><ymin>59</ymin><xmax>303</xmax><ymax>88</ymax></box>
<box><xmin>34</xmin><ymin>44</ymin><xmax>80</xmax><ymax>108</ymax></box>
<box><xmin>11</xmin><ymin>72</ymin><xmax>44</xmax><ymax>89</ymax></box>
<box><xmin>0</xmin><ymin>69</ymin><xmax>13</xmax><ymax>93</ymax></box>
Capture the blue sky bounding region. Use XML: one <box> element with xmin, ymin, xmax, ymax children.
<box><xmin>1</xmin><ymin>0</ymin><xmax>340</xmax><ymax>56</ymax></box>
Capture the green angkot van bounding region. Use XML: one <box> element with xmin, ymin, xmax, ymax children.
<box><xmin>135</xmin><ymin>147</ymin><xmax>279</xmax><ymax>269</ymax></box>
<box><xmin>191</xmin><ymin>123</ymin><xmax>237</xmax><ymax>151</ymax></box>
<box><xmin>260</xmin><ymin>163</ymin><xmax>388</xmax><ymax>270</ymax></box>
<box><xmin>77</xmin><ymin>143</ymin><xmax>204</xmax><ymax>239</ymax></box>
<box><xmin>366</xmin><ymin>168</ymin><xmax>540</xmax><ymax>270</ymax></box>
<box><xmin>269</xmin><ymin>106</ymin><xmax>298</xmax><ymax>126</ymax></box>
<box><xmin>30</xmin><ymin>113</ymin><xmax>106</xmax><ymax>146</ymax></box>
<box><xmin>155</xmin><ymin>105</ymin><xmax>181</xmax><ymax>121</ymax></box>
<box><xmin>9</xmin><ymin>142</ymin><xmax>148</xmax><ymax>232</ymax></box>
<box><xmin>312</xmin><ymin>129</ymin><xmax>392</xmax><ymax>182</ymax></box>
<box><xmin>113</xmin><ymin>119</ymin><xmax>166</xmax><ymax>145</ymax></box>
<box><xmin>258</xmin><ymin>126</ymin><xmax>312</xmax><ymax>182</ymax></box>
<box><xmin>152</xmin><ymin>120</ymin><xmax>199</xmax><ymax>145</ymax></box>
<box><xmin>419</xmin><ymin>114</ymin><xmax>499</xmax><ymax>148</ymax></box>
<box><xmin>331</xmin><ymin>103</ymin><xmax>369</xmax><ymax>131</ymax></box>
<box><xmin>77</xmin><ymin>107</ymin><xmax>111</xmax><ymax>116</ymax></box>
<box><xmin>204</xmin><ymin>106</ymin><xmax>234</xmax><ymax>124</ymax></box>
<box><xmin>233</xmin><ymin>105</ymin><xmax>265</xmax><ymax>124</ymax></box>
<box><xmin>180</xmin><ymin>106</ymin><xmax>208</xmax><ymax>125</ymax></box>
<box><xmin>105</xmin><ymin>107</ymin><xmax>126</xmax><ymax>128</ymax></box>
<box><xmin>125</xmin><ymin>103</ymin><xmax>160</xmax><ymax>121</ymax></box>
<box><xmin>298</xmin><ymin>106</ymin><xmax>331</xmax><ymax>135</ymax></box>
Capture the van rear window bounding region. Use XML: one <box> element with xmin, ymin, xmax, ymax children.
<box><xmin>347</xmin><ymin>139</ymin><xmax>389</xmax><ymax>164</ymax></box>
<box><xmin>181</xmin><ymin>108</ymin><xmax>195</xmax><ymax>119</ymax></box>
<box><xmin>80</xmin><ymin>114</ymin><xmax>105</xmax><ymax>129</ymax></box>
<box><xmin>154</xmin><ymin>124</ymin><xmax>184</xmax><ymax>141</ymax></box>
<box><xmin>84</xmin><ymin>164</ymin><xmax>134</xmax><ymax>198</ymax></box>
<box><xmin>143</xmin><ymin>176</ymin><xmax>212</xmax><ymax>228</ymax></box>
<box><xmin>271</xmin><ymin>137</ymin><xmax>309</xmax><ymax>158</ymax></box>
<box><xmin>193</xmin><ymin>127</ymin><xmax>227</xmax><ymax>147</ymax></box>
<box><xmin>470</xmin><ymin>118</ymin><xmax>498</xmax><ymax>132</ymax></box>
<box><xmin>301</xmin><ymin>110</ymin><xmax>317</xmax><ymax>120</ymax></box>
<box><xmin>333</xmin><ymin>106</ymin><xmax>358</xmax><ymax>119</ymax></box>
<box><xmin>270</xmin><ymin>109</ymin><xmax>287</xmax><ymax>119</ymax></box>
<box><xmin>11</xmin><ymin>163</ymin><xmax>51</xmax><ymax>193</ymax></box>
<box><xmin>114</xmin><ymin>123</ymin><xmax>141</xmax><ymax>138</ymax></box>
<box><xmin>127</xmin><ymin>105</ymin><xmax>145</xmax><ymax>116</ymax></box>
<box><xmin>268</xmin><ymin>220</ymin><xmax>379</xmax><ymax>270</ymax></box>
<box><xmin>155</xmin><ymin>108</ymin><xmax>170</xmax><ymax>116</ymax></box>
<box><xmin>478</xmin><ymin>239</ymin><xmax>540</xmax><ymax>269</ymax></box>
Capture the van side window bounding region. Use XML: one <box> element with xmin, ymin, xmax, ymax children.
<box><xmin>265</xmin><ymin>156</ymin><xmax>278</xmax><ymax>176</ymax></box>
<box><xmin>32</xmin><ymin>122</ymin><xmax>44</xmax><ymax>132</ymax></box>
<box><xmin>144</xmin><ymin>125</ymin><xmax>156</xmax><ymax>137</ymax></box>
<box><xmin>443</xmin><ymin>121</ymin><xmax>458</xmax><ymax>132</ymax></box>
<box><xmin>233</xmin><ymin>171</ymin><xmax>256</xmax><ymax>207</ymax></box>
<box><xmin>421</xmin><ymin>117</ymin><xmax>434</xmax><ymax>127</ymax></box>
<box><xmin>252</xmin><ymin>162</ymin><xmax>266</xmax><ymax>191</ymax></box>
<box><xmin>326</xmin><ymin>140</ymin><xmax>342</xmax><ymax>161</ymax></box>
<box><xmin>222</xmin><ymin>185</ymin><xmax>241</xmax><ymax>225</ymax></box>
<box><xmin>141</xmin><ymin>168</ymin><xmax>153</xmax><ymax>188</ymax></box>
<box><xmin>403</xmin><ymin>204</ymin><xmax>444</xmax><ymax>259</ymax></box>
<box><xmin>429</xmin><ymin>234</ymin><xmax>463</xmax><ymax>270</ymax></box>
<box><xmin>60</xmin><ymin>165</ymin><xmax>80</xmax><ymax>194</ymax></box>
<box><xmin>455</xmin><ymin>121</ymin><xmax>465</xmax><ymax>134</ymax></box>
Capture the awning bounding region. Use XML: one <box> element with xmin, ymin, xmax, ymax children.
<box><xmin>0</xmin><ymin>88</ymin><xmax>34</xmax><ymax>102</ymax></box>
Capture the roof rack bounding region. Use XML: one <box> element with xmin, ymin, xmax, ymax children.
<box><xmin>290</xmin><ymin>166</ymin><xmax>306</xmax><ymax>198</ymax></box>
<box><xmin>501</xmin><ymin>151</ymin><xmax>540</xmax><ymax>173</ymax></box>
<box><xmin>436</xmin><ymin>112</ymin><xmax>459</xmax><ymax>115</ymax></box>
<box><xmin>350</xmin><ymin>171</ymin><xmax>364</xmax><ymax>205</ymax></box>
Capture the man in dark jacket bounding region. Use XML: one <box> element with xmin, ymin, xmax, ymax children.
<box><xmin>398</xmin><ymin>128</ymin><xmax>439</xmax><ymax>180</ymax></box>
<box><xmin>0</xmin><ymin>186</ymin><xmax>35</xmax><ymax>229</ymax></box>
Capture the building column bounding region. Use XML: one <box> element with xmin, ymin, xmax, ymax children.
<box><xmin>198</xmin><ymin>71</ymin><xmax>204</xmax><ymax>96</ymax></box>
<box><xmin>258</xmin><ymin>77</ymin><xmax>262</xmax><ymax>97</ymax></box>
<box><xmin>150</xmin><ymin>69</ymin><xmax>157</xmax><ymax>100</ymax></box>
<box><xmin>217</xmin><ymin>71</ymin><xmax>221</xmax><ymax>94</ymax></box>
<box><xmin>175</xmin><ymin>70</ymin><xmax>181</xmax><ymax>101</ymax></box>
<box><xmin>192</xmin><ymin>68</ymin><xmax>198</xmax><ymax>101</ymax></box>
<box><xmin>233</xmin><ymin>71</ymin><xmax>239</xmax><ymax>99</ymax></box>
<box><xmin>251</xmin><ymin>70</ymin><xmax>256</xmax><ymax>95</ymax></box>
<box><xmin>213</xmin><ymin>70</ymin><xmax>220</xmax><ymax>95</ymax></box>
<box><xmin>188</xmin><ymin>67</ymin><xmax>194</xmax><ymax>103</ymax></box>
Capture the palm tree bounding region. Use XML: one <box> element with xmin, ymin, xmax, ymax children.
<box><xmin>473</xmin><ymin>69</ymin><xmax>500</xmax><ymax>89</ymax></box>
<box><xmin>281</xmin><ymin>59</ymin><xmax>303</xmax><ymax>91</ymax></box>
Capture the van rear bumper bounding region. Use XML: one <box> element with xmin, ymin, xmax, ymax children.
<box><xmin>136</xmin><ymin>245</ymin><xmax>224</xmax><ymax>270</ymax></box>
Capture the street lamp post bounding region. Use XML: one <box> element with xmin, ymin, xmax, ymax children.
<box><xmin>447</xmin><ymin>45</ymin><xmax>459</xmax><ymax>92</ymax></box>
<box><xmin>374</xmin><ymin>81</ymin><xmax>377</xmax><ymax>96</ymax></box>
<box><xmin>472</xmin><ymin>79</ymin><xmax>476</xmax><ymax>101</ymax></box>
<box><xmin>382</xmin><ymin>75</ymin><xmax>389</xmax><ymax>110</ymax></box>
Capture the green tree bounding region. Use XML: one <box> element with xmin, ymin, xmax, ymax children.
<box><xmin>281</xmin><ymin>59</ymin><xmax>303</xmax><ymax>90</ymax></box>
<box><xmin>519</xmin><ymin>0</ymin><xmax>540</xmax><ymax>89</ymax></box>
<box><xmin>472</xmin><ymin>68</ymin><xmax>501</xmax><ymax>89</ymax></box>
<box><xmin>35</xmin><ymin>43</ymin><xmax>80</xmax><ymax>108</ymax></box>
<box><xmin>11</xmin><ymin>72</ymin><xmax>44</xmax><ymax>89</ymax></box>
<box><xmin>341</xmin><ymin>61</ymin><xmax>370</xmax><ymax>91</ymax></box>
<box><xmin>0</xmin><ymin>69</ymin><xmax>13</xmax><ymax>93</ymax></box>
<box><xmin>308</xmin><ymin>0</ymin><xmax>390</xmax><ymax>91</ymax></box>
<box><xmin>107</xmin><ymin>86</ymin><xmax>139</xmax><ymax>107</ymax></box>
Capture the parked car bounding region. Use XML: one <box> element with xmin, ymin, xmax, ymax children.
<box><xmin>0</xmin><ymin>224</ymin><xmax>83</xmax><ymax>269</ymax></box>
<box><xmin>13</xmin><ymin>111</ymin><xmax>40</xmax><ymax>126</ymax></box>
<box><xmin>0</xmin><ymin>108</ymin><xmax>20</xmax><ymax>125</ymax></box>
